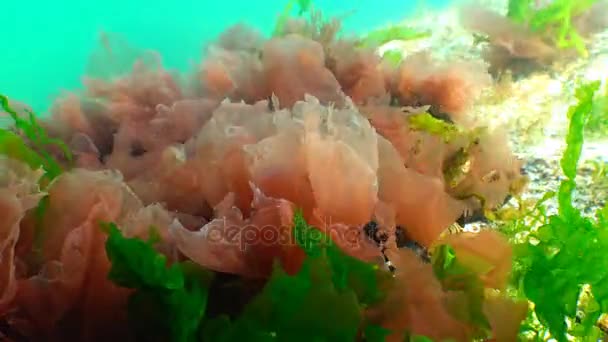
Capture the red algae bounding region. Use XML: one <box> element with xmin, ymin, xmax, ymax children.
<box><xmin>0</xmin><ymin>157</ymin><xmax>45</xmax><ymax>312</ymax></box>
<box><xmin>0</xmin><ymin>8</ymin><xmax>529</xmax><ymax>340</ymax></box>
<box><xmin>393</xmin><ymin>52</ymin><xmax>492</xmax><ymax>124</ymax></box>
<box><xmin>483</xmin><ymin>294</ymin><xmax>529</xmax><ymax>342</ymax></box>
<box><xmin>13</xmin><ymin>170</ymin><xmax>140</xmax><ymax>333</ymax></box>
<box><xmin>369</xmin><ymin>230</ymin><xmax>519</xmax><ymax>342</ymax></box>
<box><xmin>376</xmin><ymin>136</ymin><xmax>466</xmax><ymax>247</ymax></box>
<box><xmin>170</xmin><ymin>184</ymin><xmax>304</xmax><ymax>278</ymax></box>
<box><xmin>328</xmin><ymin>41</ymin><xmax>388</xmax><ymax>105</ymax></box>
<box><xmin>372</xmin><ymin>249</ymin><xmax>472</xmax><ymax>342</ymax></box>
<box><xmin>197</xmin><ymin>45</ymin><xmax>267</xmax><ymax>102</ymax></box>
<box><xmin>4</xmin><ymin>25</ymin><xmax>514</xmax><ymax>263</ymax></box>
<box><xmin>299</xmin><ymin>97</ymin><xmax>378</xmax><ymax>226</ymax></box>
<box><xmin>440</xmin><ymin>230</ymin><xmax>513</xmax><ymax>290</ymax></box>
<box><xmin>362</xmin><ymin>105</ymin><xmax>461</xmax><ymax>178</ymax></box>
<box><xmin>263</xmin><ymin>35</ymin><xmax>345</xmax><ymax>108</ymax></box>
<box><xmin>459</xmin><ymin>2</ymin><xmax>608</xmax><ymax>76</ymax></box>
<box><xmin>459</xmin><ymin>5</ymin><xmax>557</xmax><ymax>65</ymax></box>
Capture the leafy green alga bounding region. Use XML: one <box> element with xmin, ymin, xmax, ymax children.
<box><xmin>407</xmin><ymin>112</ymin><xmax>461</xmax><ymax>143</ymax></box>
<box><xmin>272</xmin><ymin>0</ymin><xmax>314</xmax><ymax>37</ymax></box>
<box><xmin>357</xmin><ymin>25</ymin><xmax>430</xmax><ymax>48</ymax></box>
<box><xmin>380</xmin><ymin>50</ymin><xmax>405</xmax><ymax>67</ymax></box>
<box><xmin>103</xmin><ymin>223</ymin><xmax>213</xmax><ymax>342</ymax></box>
<box><xmin>1</xmin><ymin>95</ymin><xmax>74</xmax><ymax>263</ymax></box>
<box><xmin>507</xmin><ymin>0</ymin><xmax>534</xmax><ymax>23</ymax></box>
<box><xmin>0</xmin><ymin>94</ymin><xmax>72</xmax><ymax>182</ymax></box>
<box><xmin>587</xmin><ymin>80</ymin><xmax>608</xmax><ymax>137</ymax></box>
<box><xmin>0</xmin><ymin>130</ymin><xmax>49</xmax><ymax>175</ymax></box>
<box><xmin>363</xmin><ymin>324</ymin><xmax>392</xmax><ymax>342</ymax></box>
<box><xmin>201</xmin><ymin>210</ymin><xmax>391</xmax><ymax>342</ymax></box>
<box><xmin>506</xmin><ymin>0</ymin><xmax>599</xmax><ymax>56</ymax></box>
<box><xmin>507</xmin><ymin>81</ymin><xmax>608</xmax><ymax>341</ymax></box>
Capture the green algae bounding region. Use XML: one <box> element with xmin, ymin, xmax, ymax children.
<box><xmin>200</xmin><ymin>210</ymin><xmax>390</xmax><ymax>342</ymax></box>
<box><xmin>104</xmin><ymin>222</ymin><xmax>213</xmax><ymax>342</ymax></box>
<box><xmin>0</xmin><ymin>94</ymin><xmax>72</xmax><ymax>183</ymax></box>
<box><xmin>357</xmin><ymin>25</ymin><xmax>430</xmax><ymax>48</ymax></box>
<box><xmin>499</xmin><ymin>81</ymin><xmax>608</xmax><ymax>341</ymax></box>
<box><xmin>507</xmin><ymin>0</ymin><xmax>599</xmax><ymax>56</ymax></box>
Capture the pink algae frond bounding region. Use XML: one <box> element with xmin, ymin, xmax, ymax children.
<box><xmin>0</xmin><ymin>9</ymin><xmax>531</xmax><ymax>341</ymax></box>
<box><xmin>371</xmin><ymin>249</ymin><xmax>473</xmax><ymax>342</ymax></box>
<box><xmin>0</xmin><ymin>157</ymin><xmax>45</xmax><ymax>312</ymax></box>
<box><xmin>170</xmin><ymin>183</ymin><xmax>304</xmax><ymax>278</ymax></box>
<box><xmin>395</xmin><ymin>52</ymin><xmax>492</xmax><ymax>123</ymax></box>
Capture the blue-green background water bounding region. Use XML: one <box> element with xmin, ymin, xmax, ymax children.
<box><xmin>1</xmin><ymin>0</ymin><xmax>447</xmax><ymax>113</ymax></box>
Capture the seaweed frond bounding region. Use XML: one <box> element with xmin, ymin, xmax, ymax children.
<box><xmin>407</xmin><ymin>112</ymin><xmax>461</xmax><ymax>143</ymax></box>
<box><xmin>503</xmin><ymin>81</ymin><xmax>608</xmax><ymax>341</ymax></box>
<box><xmin>200</xmin><ymin>210</ymin><xmax>392</xmax><ymax>341</ymax></box>
<box><xmin>357</xmin><ymin>25</ymin><xmax>431</xmax><ymax>48</ymax></box>
<box><xmin>0</xmin><ymin>94</ymin><xmax>72</xmax><ymax>183</ymax></box>
<box><xmin>272</xmin><ymin>0</ymin><xmax>314</xmax><ymax>37</ymax></box>
<box><xmin>587</xmin><ymin>79</ymin><xmax>608</xmax><ymax>136</ymax></box>
<box><xmin>103</xmin><ymin>222</ymin><xmax>213</xmax><ymax>342</ymax></box>
<box><xmin>507</xmin><ymin>0</ymin><xmax>599</xmax><ymax>56</ymax></box>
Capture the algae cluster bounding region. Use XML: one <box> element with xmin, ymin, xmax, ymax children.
<box><xmin>0</xmin><ymin>1</ymin><xmax>607</xmax><ymax>341</ymax></box>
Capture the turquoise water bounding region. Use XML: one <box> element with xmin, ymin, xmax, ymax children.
<box><xmin>1</xmin><ymin>0</ymin><xmax>447</xmax><ymax>113</ymax></box>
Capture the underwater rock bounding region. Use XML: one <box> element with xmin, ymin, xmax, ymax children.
<box><xmin>394</xmin><ymin>226</ymin><xmax>431</xmax><ymax>263</ymax></box>
<box><xmin>363</xmin><ymin>220</ymin><xmax>387</xmax><ymax>245</ymax></box>
<box><xmin>363</xmin><ymin>220</ymin><xmax>431</xmax><ymax>263</ymax></box>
